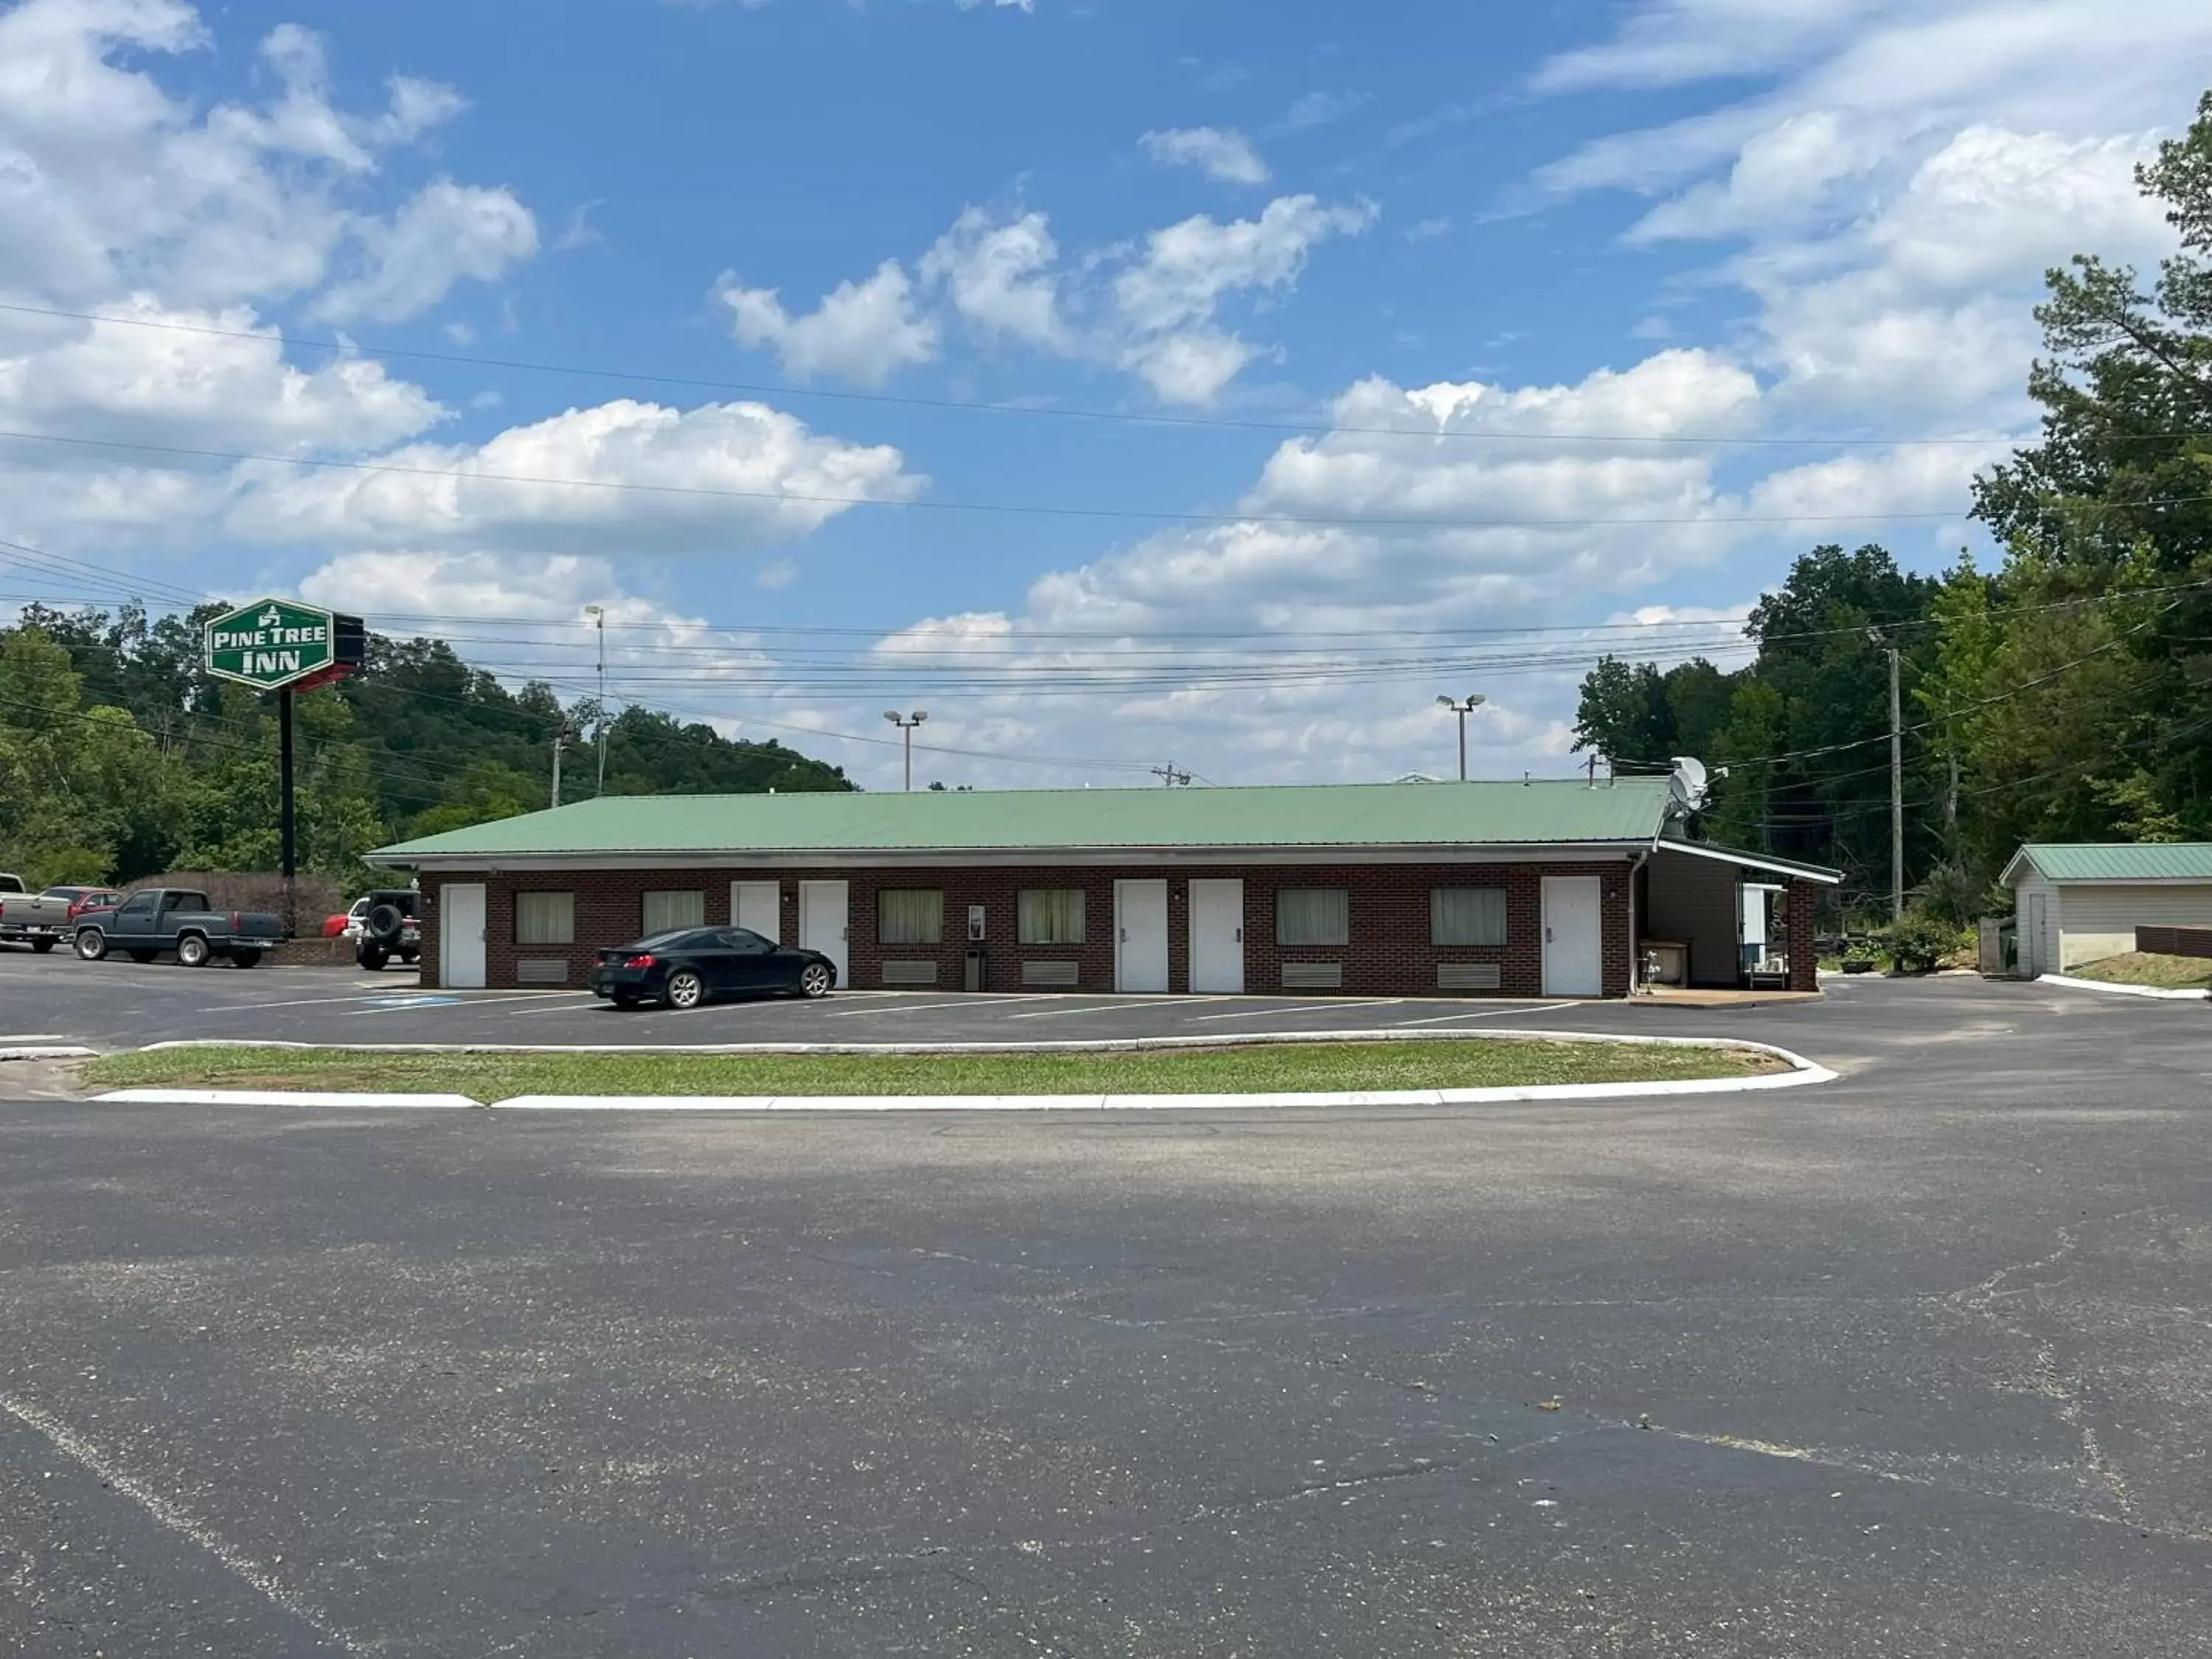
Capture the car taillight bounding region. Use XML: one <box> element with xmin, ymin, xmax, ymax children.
<box><xmin>625</xmin><ymin>954</ymin><xmax>656</xmax><ymax>968</ymax></box>
<box><xmin>232</xmin><ymin>911</ymin><xmax>242</xmax><ymax>931</ymax></box>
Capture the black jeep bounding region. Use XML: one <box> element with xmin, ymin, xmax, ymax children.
<box><xmin>356</xmin><ymin>888</ymin><xmax>422</xmax><ymax>972</ymax></box>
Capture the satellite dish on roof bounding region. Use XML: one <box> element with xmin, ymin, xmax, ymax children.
<box><xmin>1668</xmin><ymin>755</ymin><xmax>1710</xmax><ymax>816</ymax></box>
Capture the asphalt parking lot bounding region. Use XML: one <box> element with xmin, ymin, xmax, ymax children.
<box><xmin>0</xmin><ymin>942</ymin><xmax>2120</xmax><ymax>1065</ymax></box>
<box><xmin>1</xmin><ymin>970</ymin><xmax>2208</xmax><ymax>1655</ymax></box>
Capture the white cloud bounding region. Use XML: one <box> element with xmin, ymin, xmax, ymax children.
<box><xmin>0</xmin><ymin>294</ymin><xmax>441</xmax><ymax>452</ymax></box>
<box><xmin>716</xmin><ymin>260</ymin><xmax>939</xmax><ymax>384</ymax></box>
<box><xmin>229</xmin><ymin>397</ymin><xmax>925</xmax><ymax>554</ymax></box>
<box><xmin>313</xmin><ymin>178</ymin><xmax>539</xmax><ymax>324</ymax></box>
<box><xmin>804</xmin><ymin>351</ymin><xmax>1815</xmax><ymax>787</ymax></box>
<box><xmin>1113</xmin><ymin>195</ymin><xmax>1376</xmax><ymax>333</ymax></box>
<box><xmin>726</xmin><ymin>192</ymin><xmax>1374</xmax><ymax>404</ymax></box>
<box><xmin>1108</xmin><ymin>195</ymin><xmax>1377</xmax><ymax>401</ymax></box>
<box><xmin>1273</xmin><ymin>91</ymin><xmax>1368</xmax><ymax>134</ymax></box>
<box><xmin>920</xmin><ymin>207</ymin><xmax>1068</xmax><ymax>348</ymax></box>
<box><xmin>1534</xmin><ymin>0</ymin><xmax>2204</xmax><ymax>428</ymax></box>
<box><xmin>1141</xmin><ymin>126</ymin><xmax>1270</xmax><ymax>187</ymax></box>
<box><xmin>0</xmin><ymin>1</ymin><xmax>488</xmax><ymax>313</ymax></box>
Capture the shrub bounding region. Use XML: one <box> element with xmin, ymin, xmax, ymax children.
<box><xmin>1882</xmin><ymin>909</ymin><xmax>1958</xmax><ymax>974</ymax></box>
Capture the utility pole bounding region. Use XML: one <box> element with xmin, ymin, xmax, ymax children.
<box><xmin>1885</xmin><ymin>642</ymin><xmax>1904</xmax><ymax>922</ymax></box>
<box><xmin>883</xmin><ymin>710</ymin><xmax>928</xmax><ymax>791</ymax></box>
<box><xmin>278</xmin><ymin>687</ymin><xmax>296</xmax><ymax>941</ymax></box>
<box><xmin>1435</xmin><ymin>694</ymin><xmax>1486</xmax><ymax>782</ymax></box>
<box><xmin>551</xmin><ymin>723</ymin><xmax>569</xmax><ymax>809</ymax></box>
<box><xmin>1150</xmin><ymin>763</ymin><xmax>1192</xmax><ymax>787</ymax></box>
<box><xmin>585</xmin><ymin>604</ymin><xmax>607</xmax><ymax>796</ymax></box>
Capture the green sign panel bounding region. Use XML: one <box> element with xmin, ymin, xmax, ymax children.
<box><xmin>204</xmin><ymin>597</ymin><xmax>338</xmax><ymax>691</ymax></box>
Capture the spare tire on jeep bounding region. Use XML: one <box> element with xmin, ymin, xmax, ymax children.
<box><xmin>366</xmin><ymin>902</ymin><xmax>406</xmax><ymax>941</ymax></box>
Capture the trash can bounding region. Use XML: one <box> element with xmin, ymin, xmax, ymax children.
<box><xmin>964</xmin><ymin>945</ymin><xmax>988</xmax><ymax>992</ymax></box>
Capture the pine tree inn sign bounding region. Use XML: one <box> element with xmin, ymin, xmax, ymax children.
<box><xmin>203</xmin><ymin>597</ymin><xmax>364</xmax><ymax>692</ymax></box>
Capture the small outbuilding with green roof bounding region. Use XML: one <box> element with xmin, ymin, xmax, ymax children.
<box><xmin>366</xmin><ymin>777</ymin><xmax>1837</xmax><ymax>1000</ymax></box>
<box><xmin>2002</xmin><ymin>842</ymin><xmax>2212</xmax><ymax>976</ymax></box>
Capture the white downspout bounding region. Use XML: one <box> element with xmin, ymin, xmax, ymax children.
<box><xmin>1628</xmin><ymin>841</ymin><xmax>1655</xmax><ymax>995</ymax></box>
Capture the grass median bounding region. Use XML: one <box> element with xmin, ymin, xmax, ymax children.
<box><xmin>83</xmin><ymin>1039</ymin><xmax>1784</xmax><ymax>1102</ymax></box>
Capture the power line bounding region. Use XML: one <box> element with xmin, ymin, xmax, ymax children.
<box><xmin>0</xmin><ymin>299</ymin><xmax>2065</xmax><ymax>450</ymax></box>
<box><xmin>0</xmin><ymin>425</ymin><xmax>2083</xmax><ymax>532</ymax></box>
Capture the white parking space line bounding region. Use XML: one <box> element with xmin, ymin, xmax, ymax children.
<box><xmin>827</xmin><ymin>993</ymin><xmax>1070</xmax><ymax>1018</ymax></box>
<box><xmin>349</xmin><ymin>992</ymin><xmax>603</xmax><ymax>1018</ymax></box>
<box><xmin>500</xmin><ymin>996</ymin><xmax>642</xmax><ymax>1018</ymax></box>
<box><xmin>1386</xmin><ymin>1002</ymin><xmax>1574</xmax><ymax>1026</ymax></box>
<box><xmin>824</xmin><ymin>997</ymin><xmax>974</xmax><ymax>1018</ymax></box>
<box><xmin>1183</xmin><ymin>1000</ymin><xmax>1402</xmax><ymax>1023</ymax></box>
<box><xmin>1004</xmin><ymin>996</ymin><xmax>1239</xmax><ymax>1020</ymax></box>
<box><xmin>190</xmin><ymin>988</ymin><xmax>579</xmax><ymax>1015</ymax></box>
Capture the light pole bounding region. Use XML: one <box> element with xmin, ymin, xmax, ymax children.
<box><xmin>883</xmin><ymin>709</ymin><xmax>928</xmax><ymax>791</ymax></box>
<box><xmin>584</xmin><ymin>604</ymin><xmax>607</xmax><ymax>796</ymax></box>
<box><xmin>1435</xmin><ymin>694</ymin><xmax>1486</xmax><ymax>782</ymax></box>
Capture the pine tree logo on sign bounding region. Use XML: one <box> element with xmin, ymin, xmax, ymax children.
<box><xmin>203</xmin><ymin>597</ymin><xmax>339</xmax><ymax>691</ymax></box>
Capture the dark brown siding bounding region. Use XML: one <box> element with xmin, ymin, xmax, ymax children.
<box><xmin>417</xmin><ymin>858</ymin><xmax>1638</xmax><ymax>998</ymax></box>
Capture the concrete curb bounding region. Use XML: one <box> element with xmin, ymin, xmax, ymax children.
<box><xmin>90</xmin><ymin>1028</ymin><xmax>1836</xmax><ymax>1111</ymax></box>
<box><xmin>491</xmin><ymin>1063</ymin><xmax>1837</xmax><ymax>1112</ymax></box>
<box><xmin>93</xmin><ymin>1089</ymin><xmax>478</xmax><ymax>1108</ymax></box>
<box><xmin>131</xmin><ymin>1026</ymin><xmax>1809</xmax><ymax>1060</ymax></box>
<box><xmin>0</xmin><ymin>1046</ymin><xmax>98</xmax><ymax>1062</ymax></box>
<box><xmin>2037</xmin><ymin>973</ymin><xmax>2209</xmax><ymax>1002</ymax></box>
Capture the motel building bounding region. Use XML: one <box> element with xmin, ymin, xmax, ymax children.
<box><xmin>366</xmin><ymin>777</ymin><xmax>1839</xmax><ymax>999</ymax></box>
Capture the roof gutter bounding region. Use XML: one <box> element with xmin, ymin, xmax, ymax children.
<box><xmin>367</xmin><ymin>838</ymin><xmax>1666</xmax><ymax>872</ymax></box>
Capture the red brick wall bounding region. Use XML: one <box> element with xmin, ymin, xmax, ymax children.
<box><xmin>416</xmin><ymin>859</ymin><xmax>1638</xmax><ymax>998</ymax></box>
<box><xmin>1787</xmin><ymin>879</ymin><xmax>1818</xmax><ymax>992</ymax></box>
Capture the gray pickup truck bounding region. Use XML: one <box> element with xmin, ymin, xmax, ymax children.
<box><xmin>73</xmin><ymin>888</ymin><xmax>284</xmax><ymax>968</ymax></box>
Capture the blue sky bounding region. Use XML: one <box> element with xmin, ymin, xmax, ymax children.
<box><xmin>2</xmin><ymin>0</ymin><xmax>2208</xmax><ymax>788</ymax></box>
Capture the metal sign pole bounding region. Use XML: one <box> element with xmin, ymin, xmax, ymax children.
<box><xmin>279</xmin><ymin>686</ymin><xmax>296</xmax><ymax>940</ymax></box>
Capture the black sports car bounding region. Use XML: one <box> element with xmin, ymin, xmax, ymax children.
<box><xmin>585</xmin><ymin>926</ymin><xmax>838</xmax><ymax>1009</ymax></box>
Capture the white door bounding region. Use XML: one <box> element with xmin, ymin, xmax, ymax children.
<box><xmin>2025</xmin><ymin>891</ymin><xmax>2047</xmax><ymax>976</ymax></box>
<box><xmin>1188</xmin><ymin>879</ymin><xmax>1245</xmax><ymax>994</ymax></box>
<box><xmin>1541</xmin><ymin>875</ymin><xmax>1603</xmax><ymax>997</ymax></box>
<box><xmin>442</xmin><ymin>883</ymin><xmax>486</xmax><ymax>990</ymax></box>
<box><xmin>731</xmin><ymin>880</ymin><xmax>781</xmax><ymax>943</ymax></box>
<box><xmin>1115</xmin><ymin>879</ymin><xmax>1169</xmax><ymax>993</ymax></box>
<box><xmin>799</xmin><ymin>880</ymin><xmax>849</xmax><ymax>985</ymax></box>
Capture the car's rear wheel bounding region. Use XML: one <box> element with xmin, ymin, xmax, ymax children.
<box><xmin>664</xmin><ymin>969</ymin><xmax>706</xmax><ymax>1010</ymax></box>
<box><xmin>30</xmin><ymin>938</ymin><xmax>55</xmax><ymax>954</ymax></box>
<box><xmin>74</xmin><ymin>928</ymin><xmax>107</xmax><ymax>961</ymax></box>
<box><xmin>176</xmin><ymin>933</ymin><xmax>210</xmax><ymax>968</ymax></box>
<box><xmin>232</xmin><ymin>950</ymin><xmax>262</xmax><ymax>969</ymax></box>
<box><xmin>358</xmin><ymin>947</ymin><xmax>388</xmax><ymax>972</ymax></box>
<box><xmin>798</xmin><ymin>961</ymin><xmax>834</xmax><ymax>998</ymax></box>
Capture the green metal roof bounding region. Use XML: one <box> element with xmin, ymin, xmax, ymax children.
<box><xmin>2008</xmin><ymin>843</ymin><xmax>2212</xmax><ymax>883</ymax></box>
<box><xmin>369</xmin><ymin>777</ymin><xmax>1677</xmax><ymax>863</ymax></box>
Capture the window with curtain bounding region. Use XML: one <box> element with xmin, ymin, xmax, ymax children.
<box><xmin>1018</xmin><ymin>888</ymin><xmax>1086</xmax><ymax>945</ymax></box>
<box><xmin>1430</xmin><ymin>887</ymin><xmax>1507</xmax><ymax>947</ymax></box>
<box><xmin>514</xmin><ymin>891</ymin><xmax>575</xmax><ymax>945</ymax></box>
<box><xmin>877</xmin><ymin>888</ymin><xmax>944</xmax><ymax>945</ymax></box>
<box><xmin>641</xmin><ymin>890</ymin><xmax>706</xmax><ymax>935</ymax></box>
<box><xmin>1276</xmin><ymin>888</ymin><xmax>1349</xmax><ymax>947</ymax></box>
